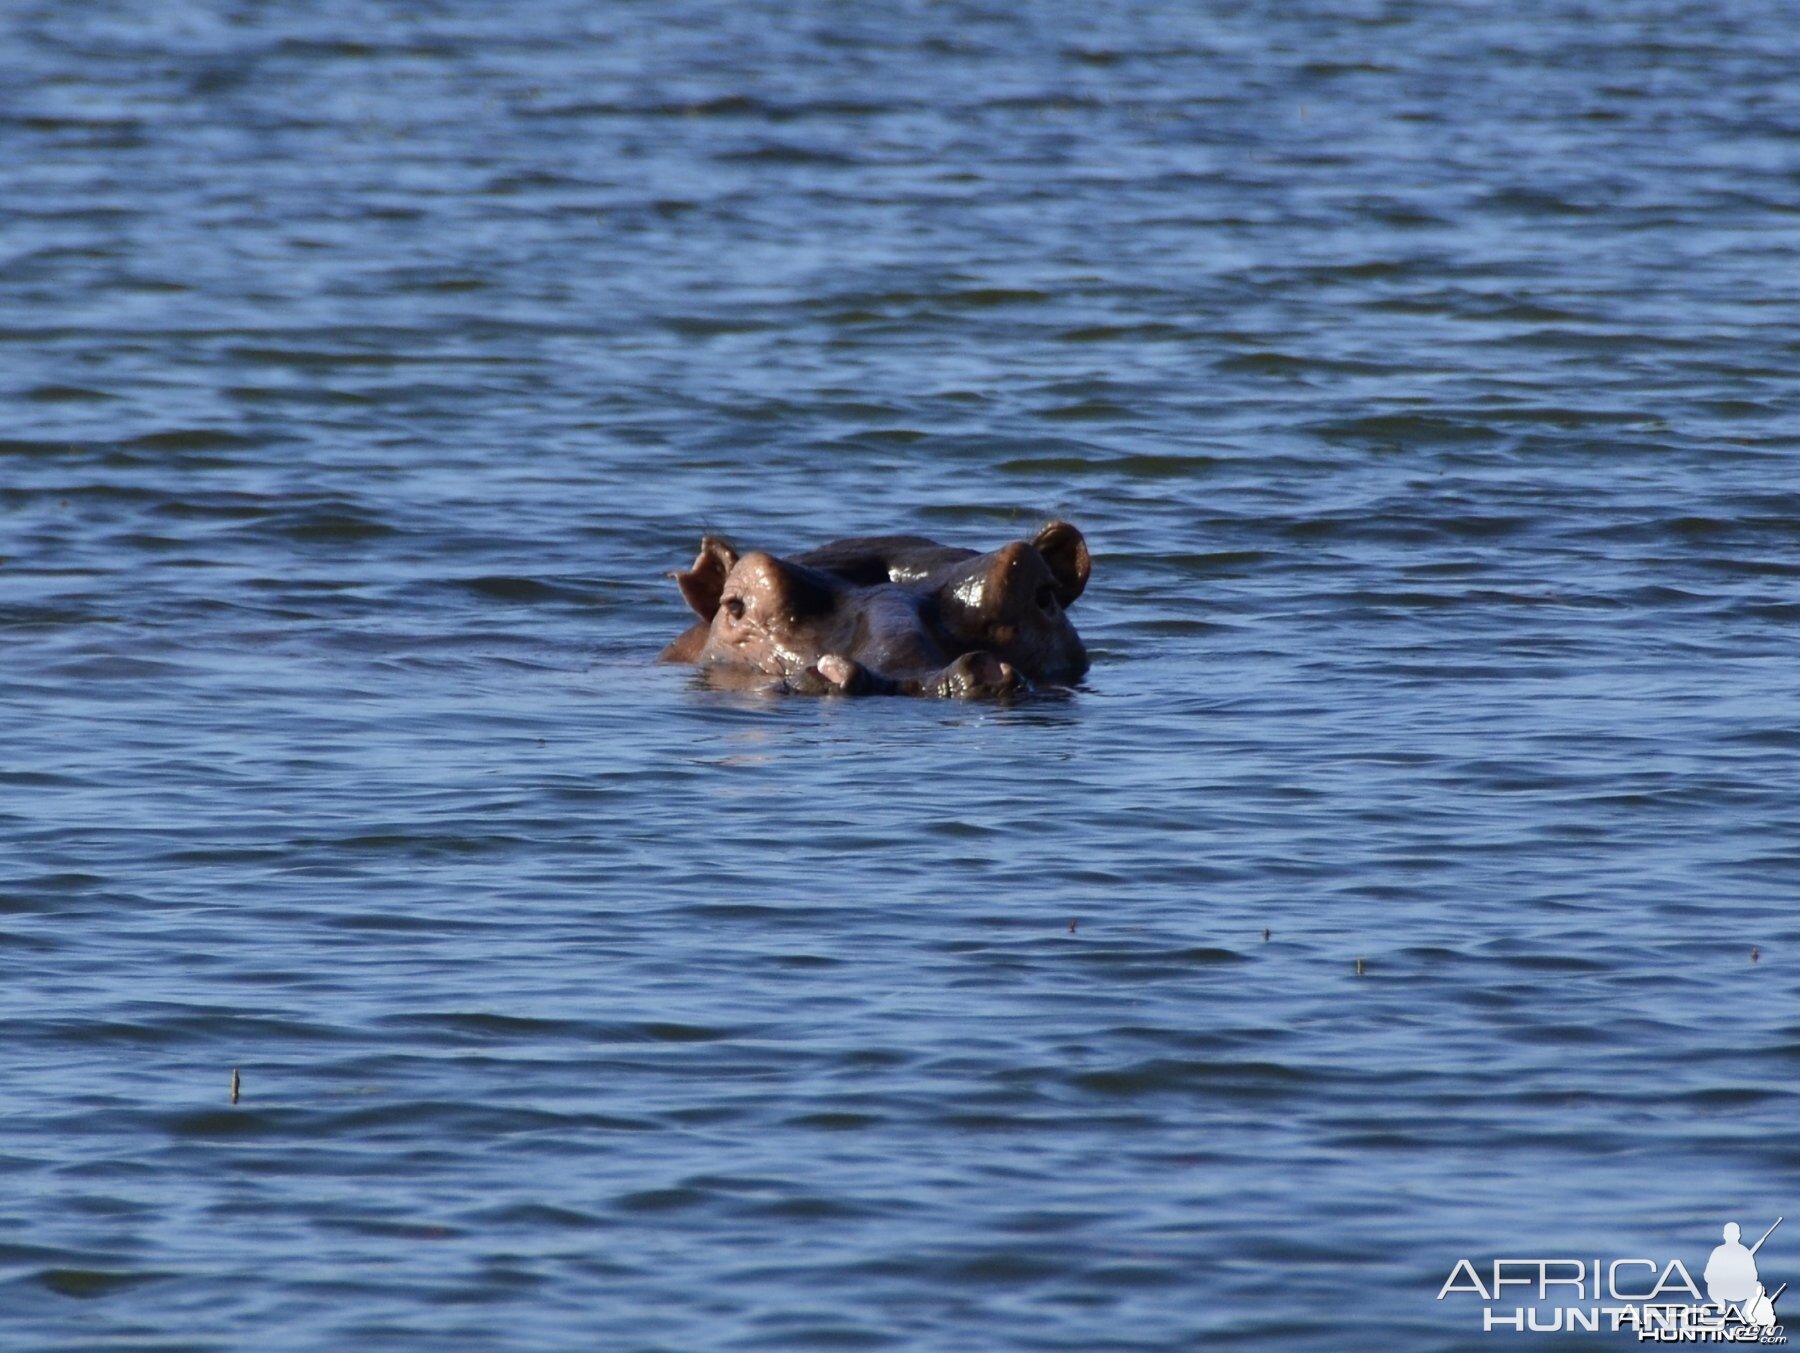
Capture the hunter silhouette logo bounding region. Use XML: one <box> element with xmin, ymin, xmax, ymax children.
<box><xmin>1706</xmin><ymin>1219</ymin><xmax>1784</xmax><ymax>1331</ymax></box>
<box><xmin>1439</xmin><ymin>1215</ymin><xmax>1788</xmax><ymax>1341</ymax></box>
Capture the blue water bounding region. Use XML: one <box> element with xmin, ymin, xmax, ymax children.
<box><xmin>4</xmin><ymin>2</ymin><xmax>1799</xmax><ymax>1349</ymax></box>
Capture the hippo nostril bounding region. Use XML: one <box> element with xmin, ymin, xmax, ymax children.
<box><xmin>725</xmin><ymin>597</ymin><xmax>745</xmax><ymax>621</ymax></box>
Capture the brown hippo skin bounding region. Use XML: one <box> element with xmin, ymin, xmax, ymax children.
<box><xmin>659</xmin><ymin>522</ymin><xmax>1091</xmax><ymax>697</ymax></box>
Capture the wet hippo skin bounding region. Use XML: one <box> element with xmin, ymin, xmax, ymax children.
<box><xmin>660</xmin><ymin>522</ymin><xmax>1091</xmax><ymax>697</ymax></box>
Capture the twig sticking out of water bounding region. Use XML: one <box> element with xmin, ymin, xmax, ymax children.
<box><xmin>1355</xmin><ymin>957</ymin><xmax>1366</xmax><ymax>977</ymax></box>
<box><xmin>231</xmin><ymin>1068</ymin><xmax>240</xmax><ymax>1105</ymax></box>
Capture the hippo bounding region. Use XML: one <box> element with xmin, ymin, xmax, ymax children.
<box><xmin>660</xmin><ymin>521</ymin><xmax>1091</xmax><ymax>697</ymax></box>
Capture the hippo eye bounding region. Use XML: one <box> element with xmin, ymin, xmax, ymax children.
<box><xmin>724</xmin><ymin>597</ymin><xmax>745</xmax><ymax>621</ymax></box>
<box><xmin>1035</xmin><ymin>584</ymin><xmax>1058</xmax><ymax>615</ymax></box>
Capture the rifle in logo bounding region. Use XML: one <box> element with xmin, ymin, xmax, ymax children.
<box><xmin>1752</xmin><ymin>1218</ymin><xmax>1784</xmax><ymax>1258</ymax></box>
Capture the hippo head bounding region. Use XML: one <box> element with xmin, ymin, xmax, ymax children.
<box><xmin>664</xmin><ymin>521</ymin><xmax>1092</xmax><ymax>696</ymax></box>
<box><xmin>671</xmin><ymin>536</ymin><xmax>847</xmax><ymax>680</ymax></box>
<box><xmin>931</xmin><ymin>522</ymin><xmax>1090</xmax><ymax>683</ymax></box>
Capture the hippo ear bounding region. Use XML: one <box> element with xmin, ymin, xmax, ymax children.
<box><xmin>1033</xmin><ymin>521</ymin><xmax>1090</xmax><ymax>606</ymax></box>
<box><xmin>674</xmin><ymin>536</ymin><xmax>738</xmax><ymax>621</ymax></box>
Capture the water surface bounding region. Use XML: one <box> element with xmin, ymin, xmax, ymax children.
<box><xmin>4</xmin><ymin>2</ymin><xmax>1799</xmax><ymax>1348</ymax></box>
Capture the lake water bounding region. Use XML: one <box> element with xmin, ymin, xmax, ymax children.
<box><xmin>4</xmin><ymin>2</ymin><xmax>1798</xmax><ymax>1349</ymax></box>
